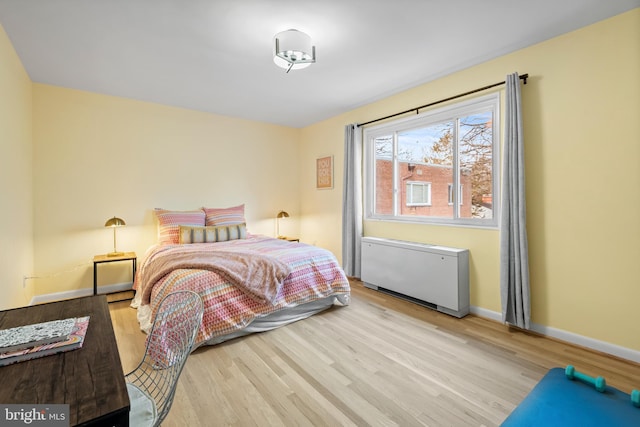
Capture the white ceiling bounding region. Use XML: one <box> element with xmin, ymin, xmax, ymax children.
<box><xmin>1</xmin><ymin>1</ymin><xmax>638</xmax><ymax>128</ymax></box>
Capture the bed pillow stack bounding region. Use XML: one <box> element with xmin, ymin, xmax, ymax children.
<box><xmin>155</xmin><ymin>204</ymin><xmax>247</xmax><ymax>245</ymax></box>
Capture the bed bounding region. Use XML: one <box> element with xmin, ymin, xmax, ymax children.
<box><xmin>131</xmin><ymin>208</ymin><xmax>350</xmax><ymax>348</ymax></box>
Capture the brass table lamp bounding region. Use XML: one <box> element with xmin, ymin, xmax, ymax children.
<box><xmin>276</xmin><ymin>210</ymin><xmax>289</xmax><ymax>239</ymax></box>
<box><xmin>105</xmin><ymin>216</ymin><xmax>126</xmax><ymax>256</ymax></box>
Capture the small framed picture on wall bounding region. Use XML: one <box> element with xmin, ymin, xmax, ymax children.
<box><xmin>316</xmin><ymin>155</ymin><xmax>333</xmax><ymax>189</ymax></box>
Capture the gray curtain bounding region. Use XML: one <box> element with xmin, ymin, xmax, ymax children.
<box><xmin>500</xmin><ymin>72</ymin><xmax>530</xmax><ymax>329</ymax></box>
<box><xmin>341</xmin><ymin>124</ymin><xmax>362</xmax><ymax>277</ymax></box>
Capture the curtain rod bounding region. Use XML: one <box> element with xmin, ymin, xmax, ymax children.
<box><xmin>357</xmin><ymin>73</ymin><xmax>528</xmax><ymax>127</ymax></box>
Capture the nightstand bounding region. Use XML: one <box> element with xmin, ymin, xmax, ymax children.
<box><xmin>93</xmin><ymin>252</ymin><xmax>137</xmax><ymax>301</ymax></box>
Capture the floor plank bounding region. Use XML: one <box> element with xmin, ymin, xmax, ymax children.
<box><xmin>109</xmin><ymin>280</ymin><xmax>640</xmax><ymax>426</ymax></box>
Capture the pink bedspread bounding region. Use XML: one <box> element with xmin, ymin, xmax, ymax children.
<box><xmin>137</xmin><ymin>247</ymin><xmax>291</xmax><ymax>305</ymax></box>
<box><xmin>134</xmin><ymin>235</ymin><xmax>350</xmax><ymax>346</ymax></box>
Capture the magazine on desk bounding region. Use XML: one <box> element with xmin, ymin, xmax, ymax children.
<box><xmin>0</xmin><ymin>316</ymin><xmax>90</xmax><ymax>366</ymax></box>
<box><xmin>0</xmin><ymin>317</ymin><xmax>76</xmax><ymax>353</ymax></box>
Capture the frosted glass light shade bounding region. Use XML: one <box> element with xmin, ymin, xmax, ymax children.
<box><xmin>273</xmin><ymin>29</ymin><xmax>316</xmax><ymax>72</ymax></box>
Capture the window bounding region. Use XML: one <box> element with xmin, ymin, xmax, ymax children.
<box><xmin>364</xmin><ymin>93</ymin><xmax>499</xmax><ymax>227</ymax></box>
<box><xmin>406</xmin><ymin>181</ymin><xmax>431</xmax><ymax>206</ymax></box>
<box><xmin>448</xmin><ymin>184</ymin><xmax>463</xmax><ymax>205</ymax></box>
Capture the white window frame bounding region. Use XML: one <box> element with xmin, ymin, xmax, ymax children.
<box><xmin>364</xmin><ymin>93</ymin><xmax>500</xmax><ymax>228</ymax></box>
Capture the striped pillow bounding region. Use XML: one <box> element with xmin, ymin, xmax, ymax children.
<box><xmin>203</xmin><ymin>204</ymin><xmax>245</xmax><ymax>226</ymax></box>
<box><xmin>154</xmin><ymin>209</ymin><xmax>206</xmax><ymax>245</ymax></box>
<box><xmin>179</xmin><ymin>224</ymin><xmax>247</xmax><ymax>244</ymax></box>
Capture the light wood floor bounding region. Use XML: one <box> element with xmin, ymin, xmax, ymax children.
<box><xmin>109</xmin><ymin>280</ymin><xmax>640</xmax><ymax>426</ymax></box>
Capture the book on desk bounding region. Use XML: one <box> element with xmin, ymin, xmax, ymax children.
<box><xmin>0</xmin><ymin>316</ymin><xmax>90</xmax><ymax>366</ymax></box>
<box><xmin>0</xmin><ymin>317</ymin><xmax>76</xmax><ymax>353</ymax></box>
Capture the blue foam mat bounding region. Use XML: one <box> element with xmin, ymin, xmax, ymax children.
<box><xmin>501</xmin><ymin>367</ymin><xmax>639</xmax><ymax>426</ymax></box>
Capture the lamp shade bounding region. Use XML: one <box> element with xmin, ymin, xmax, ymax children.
<box><xmin>276</xmin><ymin>211</ymin><xmax>290</xmax><ymax>219</ymax></box>
<box><xmin>105</xmin><ymin>217</ymin><xmax>126</xmax><ymax>227</ymax></box>
<box><xmin>273</xmin><ymin>29</ymin><xmax>315</xmax><ymax>72</ymax></box>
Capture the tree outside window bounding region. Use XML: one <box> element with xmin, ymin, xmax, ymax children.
<box><xmin>365</xmin><ymin>94</ymin><xmax>499</xmax><ymax>227</ymax></box>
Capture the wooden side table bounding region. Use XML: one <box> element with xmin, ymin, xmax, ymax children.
<box><xmin>93</xmin><ymin>252</ymin><xmax>137</xmax><ymax>300</ymax></box>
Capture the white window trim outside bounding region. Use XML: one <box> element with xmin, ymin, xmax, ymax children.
<box><xmin>406</xmin><ymin>181</ymin><xmax>431</xmax><ymax>206</ymax></box>
<box><xmin>364</xmin><ymin>93</ymin><xmax>500</xmax><ymax>228</ymax></box>
<box><xmin>448</xmin><ymin>184</ymin><xmax>463</xmax><ymax>206</ymax></box>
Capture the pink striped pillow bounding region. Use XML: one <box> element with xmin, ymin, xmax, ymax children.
<box><xmin>203</xmin><ymin>204</ymin><xmax>245</xmax><ymax>226</ymax></box>
<box><xmin>154</xmin><ymin>209</ymin><xmax>206</xmax><ymax>245</ymax></box>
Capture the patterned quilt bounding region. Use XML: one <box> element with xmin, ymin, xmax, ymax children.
<box><xmin>134</xmin><ymin>235</ymin><xmax>350</xmax><ymax>346</ymax></box>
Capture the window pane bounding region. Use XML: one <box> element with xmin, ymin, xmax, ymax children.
<box><xmin>406</xmin><ymin>182</ymin><xmax>430</xmax><ymax>205</ymax></box>
<box><xmin>364</xmin><ymin>93</ymin><xmax>498</xmax><ymax>227</ymax></box>
<box><xmin>459</xmin><ymin>112</ymin><xmax>493</xmax><ymax>219</ymax></box>
<box><xmin>397</xmin><ymin>122</ymin><xmax>454</xmax><ymax>218</ymax></box>
<box><xmin>374</xmin><ymin>135</ymin><xmax>393</xmax><ymax>215</ymax></box>
<box><xmin>448</xmin><ymin>184</ymin><xmax>464</xmax><ymax>205</ymax></box>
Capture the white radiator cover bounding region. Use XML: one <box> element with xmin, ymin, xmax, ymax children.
<box><xmin>361</xmin><ymin>237</ymin><xmax>470</xmax><ymax>318</ymax></box>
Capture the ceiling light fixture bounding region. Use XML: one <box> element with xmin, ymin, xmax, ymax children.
<box><xmin>273</xmin><ymin>29</ymin><xmax>316</xmax><ymax>73</ymax></box>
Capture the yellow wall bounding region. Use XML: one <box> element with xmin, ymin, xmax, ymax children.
<box><xmin>1</xmin><ymin>10</ymin><xmax>638</xmax><ymax>354</ymax></box>
<box><xmin>32</xmin><ymin>85</ymin><xmax>301</xmax><ymax>295</ymax></box>
<box><xmin>0</xmin><ymin>23</ymin><xmax>33</xmax><ymax>309</ymax></box>
<box><xmin>300</xmin><ymin>9</ymin><xmax>640</xmax><ymax>351</ymax></box>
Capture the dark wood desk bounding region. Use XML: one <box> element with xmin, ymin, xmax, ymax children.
<box><xmin>0</xmin><ymin>296</ymin><xmax>129</xmax><ymax>426</ymax></box>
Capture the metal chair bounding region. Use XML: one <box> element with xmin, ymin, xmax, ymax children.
<box><xmin>125</xmin><ymin>290</ymin><xmax>204</xmax><ymax>427</ymax></box>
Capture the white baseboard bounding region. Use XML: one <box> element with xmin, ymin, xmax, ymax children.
<box><xmin>30</xmin><ymin>282</ymin><xmax>133</xmax><ymax>306</ymax></box>
<box><xmin>470</xmin><ymin>306</ymin><xmax>640</xmax><ymax>364</ymax></box>
<box><xmin>470</xmin><ymin>306</ymin><xmax>503</xmax><ymax>322</ymax></box>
